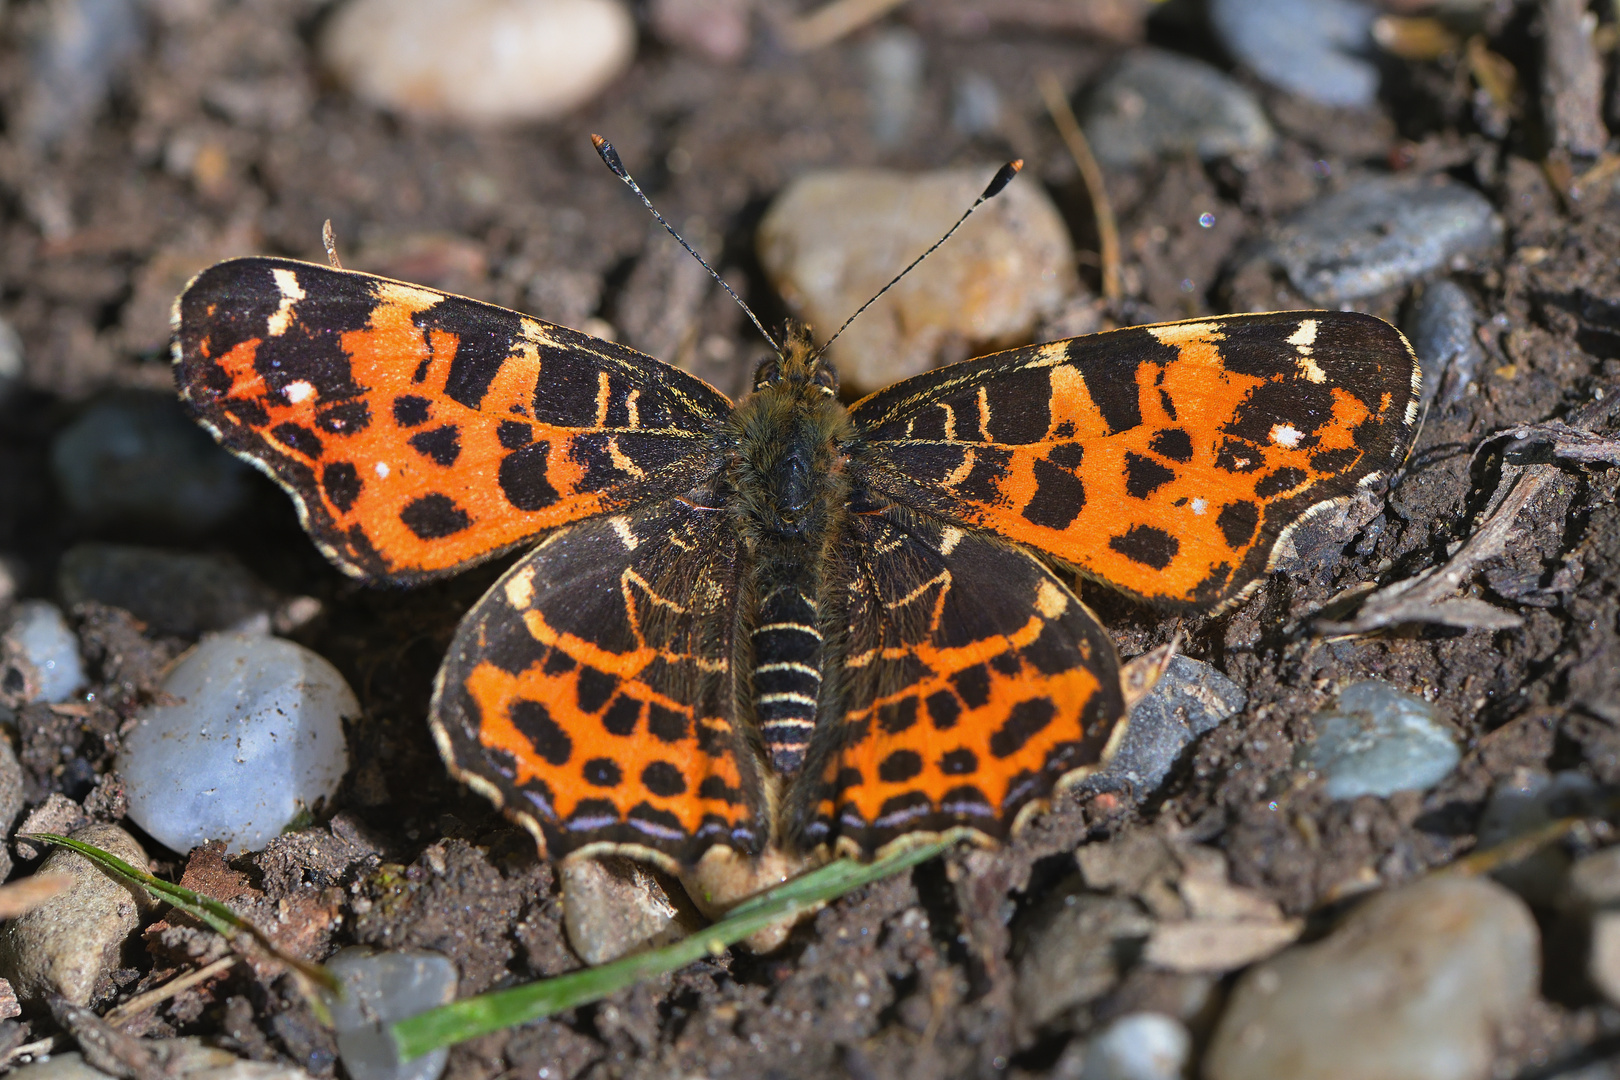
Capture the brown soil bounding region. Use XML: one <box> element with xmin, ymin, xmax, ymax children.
<box><xmin>1</xmin><ymin>1</ymin><xmax>1618</xmax><ymax>1077</ymax></box>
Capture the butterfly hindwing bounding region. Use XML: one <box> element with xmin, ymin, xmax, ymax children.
<box><xmin>173</xmin><ymin>257</ymin><xmax>731</xmax><ymax>584</ymax></box>
<box><xmin>850</xmin><ymin>312</ymin><xmax>1420</xmax><ymax>610</ymax></box>
<box><xmin>429</xmin><ymin>497</ymin><xmax>770</xmax><ymax>865</ymax></box>
<box><xmin>784</xmin><ymin>504</ymin><xmax>1125</xmax><ymax>855</ymax></box>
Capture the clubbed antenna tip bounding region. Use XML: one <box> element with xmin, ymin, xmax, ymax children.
<box><xmin>984</xmin><ymin>159</ymin><xmax>1022</xmax><ymax>200</ymax></box>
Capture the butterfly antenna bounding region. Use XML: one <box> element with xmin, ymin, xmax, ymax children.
<box><xmin>592</xmin><ymin>134</ymin><xmax>781</xmax><ymax>355</ymax></box>
<box><xmin>812</xmin><ymin>159</ymin><xmax>1023</xmax><ymax>362</ymax></box>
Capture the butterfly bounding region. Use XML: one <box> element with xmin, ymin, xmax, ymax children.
<box><xmin>172</xmin><ymin>181</ymin><xmax>1419</xmax><ymax>909</ymax></box>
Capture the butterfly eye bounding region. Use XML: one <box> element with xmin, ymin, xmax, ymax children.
<box><xmin>812</xmin><ymin>362</ymin><xmax>839</xmax><ymax>396</ymax></box>
<box><xmin>753</xmin><ymin>358</ymin><xmax>780</xmax><ymax>388</ymax></box>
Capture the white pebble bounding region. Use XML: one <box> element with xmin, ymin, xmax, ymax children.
<box><xmin>2</xmin><ymin>601</ymin><xmax>85</xmax><ymax>704</ymax></box>
<box><xmin>1078</xmin><ymin>1013</ymin><xmax>1192</xmax><ymax>1080</ymax></box>
<box><xmin>324</xmin><ymin>948</ymin><xmax>458</xmax><ymax>1080</ymax></box>
<box><xmin>321</xmin><ymin>0</ymin><xmax>636</xmax><ymax>124</ymax></box>
<box><xmin>119</xmin><ymin>634</ymin><xmax>356</xmax><ymax>854</ymax></box>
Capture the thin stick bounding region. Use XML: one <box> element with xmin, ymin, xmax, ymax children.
<box><xmin>781</xmin><ymin>0</ymin><xmax>909</xmax><ymax>52</ymax></box>
<box><xmin>105</xmin><ymin>956</ymin><xmax>238</xmax><ymax>1027</ymax></box>
<box><xmin>591</xmin><ymin>135</ymin><xmax>779</xmax><ymax>354</ymax></box>
<box><xmin>1037</xmin><ymin>70</ymin><xmax>1120</xmax><ymax>303</ymax></box>
<box><xmin>814</xmin><ymin>160</ymin><xmax>1023</xmax><ymax>361</ymax></box>
<box><xmin>322</xmin><ymin>220</ymin><xmax>342</xmax><ymax>269</ymax></box>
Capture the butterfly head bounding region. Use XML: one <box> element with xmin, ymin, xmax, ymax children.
<box><xmin>752</xmin><ymin>322</ymin><xmax>839</xmax><ymax>399</ymax></box>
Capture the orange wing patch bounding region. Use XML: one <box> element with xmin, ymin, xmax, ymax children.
<box><xmin>852</xmin><ymin>312</ymin><xmax>1420</xmax><ymax>610</ymax></box>
<box><xmin>429</xmin><ymin>499</ymin><xmax>769</xmax><ymax>865</ymax></box>
<box><xmin>174</xmin><ymin>257</ymin><xmax>731</xmax><ymax>583</ymax></box>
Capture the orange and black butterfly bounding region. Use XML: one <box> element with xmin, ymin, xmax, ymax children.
<box><xmin>172</xmin><ymin>160</ymin><xmax>1419</xmax><ymax>889</ymax></box>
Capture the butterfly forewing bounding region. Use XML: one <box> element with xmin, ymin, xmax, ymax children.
<box><xmin>850</xmin><ymin>312</ymin><xmax>1420</xmax><ymax>610</ymax></box>
<box><xmin>173</xmin><ymin>257</ymin><xmax>731</xmax><ymax>584</ymax></box>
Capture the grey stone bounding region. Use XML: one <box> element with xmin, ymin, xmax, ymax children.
<box><xmin>1082</xmin><ymin>49</ymin><xmax>1274</xmax><ymax>168</ymax></box>
<box><xmin>1255</xmin><ymin>175</ymin><xmax>1500</xmax><ymax>304</ymax></box>
<box><xmin>1210</xmin><ymin>0</ymin><xmax>1380</xmax><ymax>108</ymax></box>
<box><xmin>1</xmin><ymin>602</ymin><xmax>84</xmax><ymax>706</ymax></box>
<box><xmin>1205</xmin><ymin>875</ymin><xmax>1538</xmax><ymax>1080</ymax></box>
<box><xmin>1405</xmin><ymin>279</ymin><xmax>1483</xmax><ymax>409</ymax></box>
<box><xmin>1014</xmin><ymin>884</ymin><xmax>1153</xmax><ymax>1030</ymax></box>
<box><xmin>1297</xmin><ymin>681</ymin><xmax>1460</xmax><ymax>800</ymax></box>
<box><xmin>119</xmin><ymin>634</ymin><xmax>356</xmax><ymax>855</ymax></box>
<box><xmin>863</xmin><ymin>28</ymin><xmax>924</xmax><ymax>146</ymax></box>
<box><xmin>0</xmin><ymin>824</ymin><xmax>156</xmax><ymax>1006</ymax></box>
<box><xmin>49</xmin><ymin>392</ymin><xmax>251</xmax><ymax>535</ymax></box>
<box><xmin>1077</xmin><ymin>656</ymin><xmax>1244</xmax><ymax>799</ymax></box>
<box><xmin>1058</xmin><ymin>1013</ymin><xmax>1192</xmax><ymax>1080</ymax></box>
<box><xmin>560</xmin><ymin>855</ymin><xmax>688</xmax><ymax>966</ymax></box>
<box><xmin>324</xmin><ymin>947</ymin><xmax>458</xmax><ymax>1080</ymax></box>
<box><xmin>58</xmin><ymin>544</ymin><xmax>281</xmax><ymax>636</ymax></box>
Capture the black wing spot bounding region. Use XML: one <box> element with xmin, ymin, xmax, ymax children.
<box><xmin>952</xmin><ymin>665</ymin><xmax>991</xmax><ymax>709</ymax></box>
<box><xmin>601</xmin><ymin>695</ymin><xmax>643</xmax><ymax>736</ymax></box>
<box><xmin>510</xmin><ymin>698</ymin><xmax>571</xmax><ymax>766</ymax></box>
<box><xmin>940</xmin><ymin>748</ymin><xmax>978</xmax><ymax>775</ymax></box>
<box><xmin>1216</xmin><ymin>500</ymin><xmax>1260</xmax><ymax>549</ymax></box>
<box><xmin>698</xmin><ymin>775</ymin><xmax>745</xmax><ymax>804</ymax></box>
<box><xmin>322</xmin><ymin>462</ymin><xmax>361</xmax><ymax>513</ymax></box>
<box><xmin>408</xmin><ymin>425</ymin><xmax>462</xmax><ymax>467</ymax></box>
<box><xmin>1124</xmin><ymin>451</ymin><xmax>1176</xmax><ymax>499</ymax></box>
<box><xmin>575</xmin><ymin>666</ymin><xmax>617</xmax><ymax>714</ymax></box>
<box><xmin>498</xmin><ymin>420</ymin><xmax>533</xmax><ymax>449</ymax></box>
<box><xmin>1311</xmin><ymin>446</ymin><xmax>1360</xmax><ymax>473</ymax></box>
<box><xmin>926</xmin><ymin>690</ymin><xmax>962</xmax><ymax>730</ymax></box>
<box><xmin>877</xmin><ymin>697</ymin><xmax>919</xmax><ymax>734</ymax></box>
<box><xmin>1254</xmin><ymin>467</ymin><xmax>1308</xmax><ymax>498</ymax></box>
<box><xmin>954</xmin><ymin>448</ymin><xmax>1013</xmax><ymax>504</ymax></box>
<box><xmin>1109</xmin><ymin>525</ymin><xmax>1178</xmax><ymax>570</ymax></box>
<box><xmin>542</xmin><ymin>651</ymin><xmax>576</xmax><ymax>674</ymax></box>
<box><xmin>400</xmin><ymin>494</ymin><xmax>471</xmax><ymax>539</ymax></box>
<box><xmin>1149</xmin><ymin>428</ymin><xmax>1194</xmax><ymax>463</ymax></box>
<box><xmin>641</xmin><ymin>761</ymin><xmax>687</xmax><ymax>797</ymax></box>
<box><xmin>878</xmin><ymin>749</ymin><xmax>924</xmax><ymax>783</ymax></box>
<box><xmin>1046</xmin><ymin>442</ymin><xmax>1084</xmax><ymax>469</ymax></box>
<box><xmin>1215</xmin><ymin>438</ymin><xmax>1265</xmax><ymax>473</ymax></box>
<box><xmin>583</xmin><ymin>757</ymin><xmax>623</xmax><ymax>788</ymax></box>
<box><xmin>316</xmin><ymin>399</ymin><xmax>370</xmax><ymax>435</ymax></box>
<box><xmin>271</xmin><ymin>421</ymin><xmax>322</xmax><ymax>460</ymax></box>
<box><xmin>499</xmin><ymin>443</ymin><xmax>560</xmax><ymax>511</ymax></box>
<box><xmin>393</xmin><ymin>395</ymin><xmax>431</xmax><ymax>427</ymax></box>
<box><xmin>983</xmin><ymin>368</ymin><xmax>1053</xmax><ymax>444</ymax></box>
<box><xmin>988</xmin><ymin>698</ymin><xmax>1057</xmax><ymax>759</ymax></box>
<box><xmin>1022</xmin><ymin>457</ymin><xmax>1086</xmax><ymax>529</ymax></box>
<box><xmin>647</xmin><ymin>703</ymin><xmax>690</xmax><ymax>743</ymax></box>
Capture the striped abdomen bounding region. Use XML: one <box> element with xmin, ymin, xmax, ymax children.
<box><xmin>752</xmin><ymin>584</ymin><xmax>822</xmax><ymax>775</ymax></box>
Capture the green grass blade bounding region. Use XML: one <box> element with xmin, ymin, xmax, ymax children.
<box><xmin>391</xmin><ymin>838</ymin><xmax>955</xmax><ymax>1061</ymax></box>
<box><xmin>22</xmin><ymin>832</ymin><xmax>339</xmax><ymax>991</ymax></box>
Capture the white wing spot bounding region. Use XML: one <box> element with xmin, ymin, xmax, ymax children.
<box><xmin>1270</xmin><ymin>423</ymin><xmax>1303</xmax><ymax>447</ymax></box>
<box><xmin>939</xmin><ymin>526</ymin><xmax>965</xmax><ymax>555</ymax></box>
<box><xmin>374</xmin><ymin>461</ymin><xmax>390</xmax><ymax>479</ymax></box>
<box><xmin>504</xmin><ymin>566</ymin><xmax>536</xmax><ymax>609</ymax></box>
<box><xmin>267</xmin><ymin>268</ymin><xmax>305</xmax><ymax>337</ymax></box>
<box><xmin>1035</xmin><ymin>579</ymin><xmax>1068</xmax><ymax>619</ymax></box>
<box><xmin>1287</xmin><ymin>319</ymin><xmax>1319</xmax><ymax>347</ymax></box>
<box><xmin>1191</xmin><ymin>497</ymin><xmax>1207</xmax><ymax>515</ymax></box>
<box><xmin>283</xmin><ymin>380</ymin><xmax>315</xmax><ymax>405</ymax></box>
<box><xmin>609</xmin><ymin>515</ymin><xmax>640</xmax><ymax>550</ymax></box>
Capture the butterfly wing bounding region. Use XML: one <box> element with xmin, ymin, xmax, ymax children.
<box><xmin>174</xmin><ymin>257</ymin><xmax>731</xmax><ymax>584</ymax></box>
<box><xmin>429</xmin><ymin>496</ymin><xmax>769</xmax><ymax>865</ymax></box>
<box><xmin>783</xmin><ymin>502</ymin><xmax>1125</xmax><ymax>856</ymax></box>
<box><xmin>849</xmin><ymin>312</ymin><xmax>1420</xmax><ymax>610</ymax></box>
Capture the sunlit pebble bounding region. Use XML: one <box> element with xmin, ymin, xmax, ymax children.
<box><xmin>320</xmin><ymin>0</ymin><xmax>636</xmax><ymax>125</ymax></box>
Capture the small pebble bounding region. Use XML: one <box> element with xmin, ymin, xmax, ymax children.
<box><xmin>17</xmin><ymin>0</ymin><xmax>145</xmax><ymax>147</ymax></box>
<box><xmin>1204</xmin><ymin>875</ymin><xmax>1538</xmax><ymax>1080</ymax></box>
<box><xmin>1</xmin><ymin>602</ymin><xmax>85</xmax><ymax>706</ymax></box>
<box><xmin>1405</xmin><ymin>279</ymin><xmax>1483</xmax><ymax>408</ymax></box>
<box><xmin>0</xmin><ymin>824</ymin><xmax>155</xmax><ymax>1006</ymax></box>
<box><xmin>1297</xmin><ymin>680</ymin><xmax>1460</xmax><ymax>800</ymax></box>
<box><xmin>57</xmin><ymin>544</ymin><xmax>281</xmax><ymax>637</ymax></box>
<box><xmin>1476</xmin><ymin>770</ymin><xmax>1599</xmax><ymax>905</ymax></box>
<box><xmin>1255</xmin><ymin>175</ymin><xmax>1500</xmax><ymax>304</ymax></box>
<box><xmin>324</xmin><ymin>947</ymin><xmax>458</xmax><ymax>1080</ymax></box>
<box><xmin>119</xmin><ymin>634</ymin><xmax>356</xmax><ymax>855</ymax></box>
<box><xmin>648</xmin><ymin>0</ymin><xmax>750</xmax><ymax>62</ymax></box>
<box><xmin>863</xmin><ymin>28</ymin><xmax>926</xmax><ymax>146</ymax></box>
<box><xmin>1571</xmin><ymin>847</ymin><xmax>1620</xmax><ymax>1007</ymax></box>
<box><xmin>0</xmin><ymin>317</ymin><xmax>22</xmax><ymax>402</ymax></box>
<box><xmin>14</xmin><ymin>794</ymin><xmax>90</xmax><ymax>862</ymax></box>
<box><xmin>1067</xmin><ymin>1013</ymin><xmax>1192</xmax><ymax>1080</ymax></box>
<box><xmin>321</xmin><ymin>0</ymin><xmax>636</xmax><ymax>124</ymax></box>
<box><xmin>1014</xmin><ymin>885</ymin><xmax>1153</xmax><ymax>1030</ymax></box>
<box><xmin>560</xmin><ymin>855</ymin><xmax>688</xmax><ymax>966</ymax></box>
<box><xmin>1076</xmin><ymin>656</ymin><xmax>1244</xmax><ymax>798</ymax></box>
<box><xmin>1081</xmin><ymin>49</ymin><xmax>1275</xmax><ymax>168</ymax></box>
<box><xmin>951</xmin><ymin>72</ymin><xmax>1001</xmax><ymax>137</ymax></box>
<box><xmin>1209</xmin><ymin>0</ymin><xmax>1380</xmax><ymax>109</ymax></box>
<box><xmin>50</xmin><ymin>392</ymin><xmax>251</xmax><ymax>535</ymax></box>
<box><xmin>757</xmin><ymin>166</ymin><xmax>1079</xmax><ymax>392</ymax></box>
